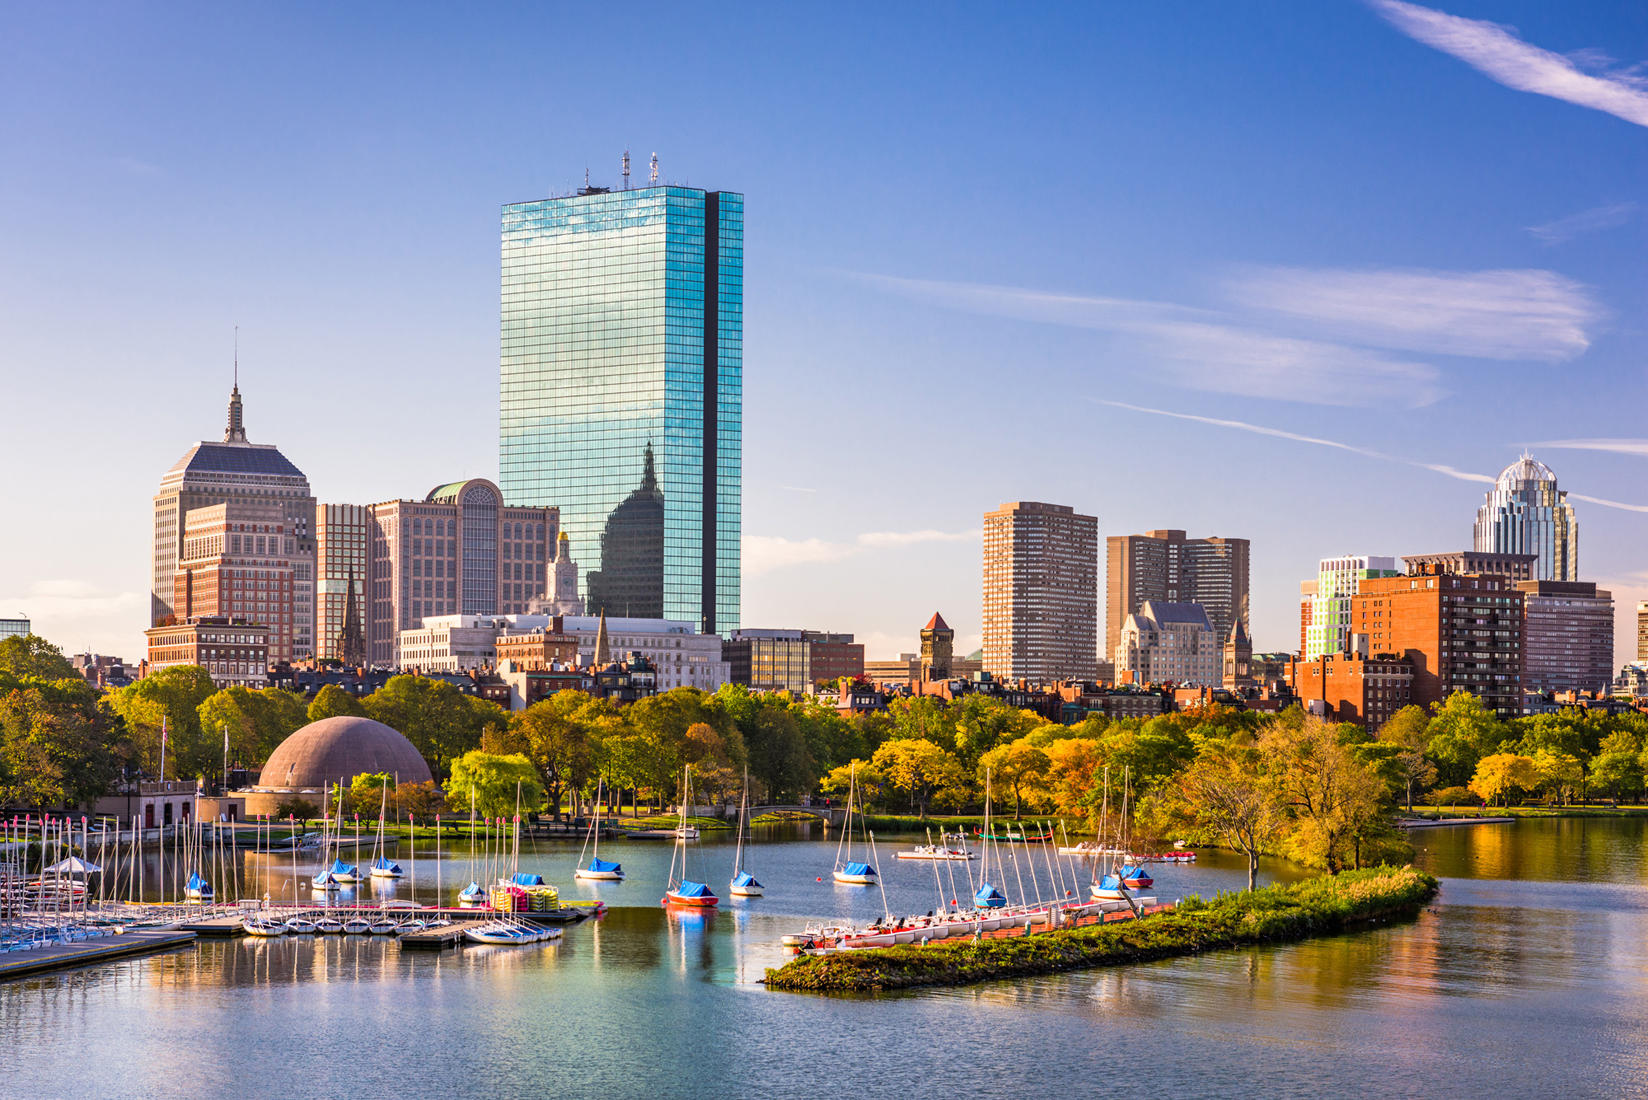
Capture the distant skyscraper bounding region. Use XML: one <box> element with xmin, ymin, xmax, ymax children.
<box><xmin>1474</xmin><ymin>455</ymin><xmax>1577</xmax><ymax>582</ymax></box>
<box><xmin>1106</xmin><ymin>530</ymin><xmax>1249</xmax><ymax>658</ymax></box>
<box><xmin>500</xmin><ymin>181</ymin><xmax>742</xmax><ymax>634</ymax></box>
<box><xmin>315</xmin><ymin>504</ymin><xmax>370</xmax><ymax>665</ymax></box>
<box><xmin>1302</xmin><ymin>555</ymin><xmax>1400</xmax><ymax>660</ymax></box>
<box><xmin>982</xmin><ymin>501</ymin><xmax>1098</xmax><ymax>682</ymax></box>
<box><xmin>153</xmin><ymin>385</ymin><xmax>315</xmax><ymax>662</ymax></box>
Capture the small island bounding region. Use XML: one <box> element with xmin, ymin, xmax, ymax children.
<box><xmin>765</xmin><ymin>865</ymin><xmax>1437</xmax><ymax>993</ymax></box>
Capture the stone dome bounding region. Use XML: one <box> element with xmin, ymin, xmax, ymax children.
<box><xmin>257</xmin><ymin>716</ymin><xmax>433</xmax><ymax>791</ymax></box>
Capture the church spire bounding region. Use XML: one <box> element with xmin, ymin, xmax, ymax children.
<box><xmin>639</xmin><ymin>441</ymin><xmax>657</xmax><ymax>492</ymax></box>
<box><xmin>593</xmin><ymin>608</ymin><xmax>611</xmax><ymax>666</ymax></box>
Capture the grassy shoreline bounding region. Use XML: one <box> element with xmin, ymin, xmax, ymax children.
<box><xmin>763</xmin><ymin>865</ymin><xmax>1438</xmax><ymax>993</ymax></box>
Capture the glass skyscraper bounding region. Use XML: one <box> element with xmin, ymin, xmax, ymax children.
<box><xmin>1474</xmin><ymin>455</ymin><xmax>1577</xmax><ymax>582</ymax></box>
<box><xmin>500</xmin><ymin>184</ymin><xmax>741</xmax><ymax>634</ymax></box>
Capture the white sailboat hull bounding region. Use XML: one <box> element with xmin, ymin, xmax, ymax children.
<box><xmin>370</xmin><ymin>868</ymin><xmax>402</xmax><ymax>879</ymax></box>
<box><xmin>832</xmin><ymin>871</ymin><xmax>876</xmax><ymax>885</ymax></box>
<box><xmin>573</xmin><ymin>868</ymin><xmax>625</xmax><ymax>881</ymax></box>
<box><xmin>730</xmin><ymin>884</ymin><xmax>764</xmax><ymax>896</ymax></box>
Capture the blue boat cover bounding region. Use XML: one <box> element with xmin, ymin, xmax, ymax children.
<box><xmin>371</xmin><ymin>858</ymin><xmax>402</xmax><ymax>873</ymax></box>
<box><xmin>673</xmin><ymin>880</ymin><xmax>716</xmax><ymax>898</ymax></box>
<box><xmin>1121</xmin><ymin>866</ymin><xmax>1148</xmax><ymax>881</ymax></box>
<box><xmin>974</xmin><ymin>883</ymin><xmax>1007</xmax><ymax>907</ymax></box>
<box><xmin>1099</xmin><ymin>874</ymin><xmax>1125</xmax><ymax>890</ymax></box>
<box><xmin>186</xmin><ymin>873</ymin><xmax>210</xmax><ymax>892</ymax></box>
<box><xmin>329</xmin><ymin>859</ymin><xmax>356</xmax><ymax>875</ymax></box>
<box><xmin>841</xmin><ymin>862</ymin><xmax>875</xmax><ymax>876</ymax></box>
<box><xmin>510</xmin><ymin>872</ymin><xmax>544</xmax><ymax>885</ymax></box>
<box><xmin>459</xmin><ymin>881</ymin><xmax>484</xmax><ymax>898</ymax></box>
<box><xmin>731</xmin><ymin>871</ymin><xmax>763</xmax><ymax>888</ymax></box>
<box><xmin>588</xmin><ymin>858</ymin><xmax>622</xmax><ymax>874</ymax></box>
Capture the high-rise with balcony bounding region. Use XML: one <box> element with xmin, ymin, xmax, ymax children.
<box><xmin>500</xmin><ymin>177</ymin><xmax>741</xmax><ymax>634</ymax></box>
<box><xmin>982</xmin><ymin>501</ymin><xmax>1098</xmax><ymax>682</ymax></box>
<box><xmin>1106</xmin><ymin>530</ymin><xmax>1249</xmax><ymax>659</ymax></box>
<box><xmin>1474</xmin><ymin>455</ymin><xmax>1577</xmax><ymax>582</ymax></box>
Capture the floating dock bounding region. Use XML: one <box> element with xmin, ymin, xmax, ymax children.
<box><xmin>179</xmin><ymin>904</ymin><xmax>602</xmax><ymax>939</ymax></box>
<box><xmin>0</xmin><ymin>929</ymin><xmax>197</xmax><ymax>981</ymax></box>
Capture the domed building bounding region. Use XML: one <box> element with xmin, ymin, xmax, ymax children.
<box><xmin>1474</xmin><ymin>453</ymin><xmax>1577</xmax><ymax>581</ymax></box>
<box><xmin>242</xmin><ymin>716</ymin><xmax>433</xmax><ymax>815</ymax></box>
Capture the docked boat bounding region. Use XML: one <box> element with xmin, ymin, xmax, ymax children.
<box><xmin>184</xmin><ymin>872</ymin><xmax>214</xmax><ymax>901</ymax></box>
<box><xmin>369</xmin><ymin>915</ymin><xmax>399</xmax><ymax>935</ymax></box>
<box><xmin>1119</xmin><ymin>865</ymin><xmax>1154</xmax><ymax>889</ymax></box>
<box><xmin>458</xmin><ymin>881</ymin><xmax>486</xmax><ymax>907</ymax></box>
<box><xmin>328</xmin><ymin>859</ymin><xmax>362</xmax><ymax>884</ymax></box>
<box><xmin>311</xmin><ymin>870</ymin><xmax>340</xmax><ymax>893</ymax></box>
<box><xmin>729</xmin><ymin>772</ymin><xmax>764</xmax><ymax>897</ymax></box>
<box><xmin>369</xmin><ymin>857</ymin><xmax>403</xmax><ymax>880</ymax></box>
<box><xmin>665</xmin><ymin>880</ymin><xmax>720</xmax><ymax>907</ymax></box>
<box><xmin>242</xmin><ymin>916</ymin><xmax>287</xmax><ymax>937</ymax></box>
<box><xmin>315</xmin><ymin>915</ymin><xmax>345</xmax><ymax>934</ymax></box>
<box><xmin>895</xmin><ymin>835</ymin><xmax>975</xmax><ymax>861</ymax></box>
<box><xmin>574</xmin><ymin>780</ymin><xmax>626</xmax><ymax>881</ymax></box>
<box><xmin>285</xmin><ymin>915</ymin><xmax>317</xmax><ymax>934</ymax></box>
<box><xmin>831</xmin><ymin>764</ymin><xmax>880</xmax><ymax>886</ymax></box>
<box><xmin>663</xmin><ymin>765</ymin><xmax>719</xmax><ymax>907</ymax></box>
<box><xmin>342</xmin><ymin>916</ymin><xmax>372</xmax><ymax>934</ymax></box>
<box><xmin>393</xmin><ymin>917</ymin><xmax>427</xmax><ymax>935</ymax></box>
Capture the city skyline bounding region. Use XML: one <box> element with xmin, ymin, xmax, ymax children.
<box><xmin>3</xmin><ymin>4</ymin><xmax>1646</xmax><ymax>664</ymax></box>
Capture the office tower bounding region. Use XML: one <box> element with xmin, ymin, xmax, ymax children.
<box><xmin>169</xmin><ymin>501</ymin><xmax>303</xmax><ymax>663</ymax></box>
<box><xmin>1106</xmin><ymin>530</ymin><xmax>1249</xmax><ymax>658</ymax></box>
<box><xmin>500</xmin><ymin>180</ymin><xmax>742</xmax><ymax>634</ymax></box>
<box><xmin>1302</xmin><ymin>555</ymin><xmax>1401</xmax><ymax>660</ymax></box>
<box><xmin>315</xmin><ymin>504</ymin><xmax>370</xmax><ymax>665</ymax></box>
<box><xmin>1515</xmin><ymin>581</ymin><xmax>1614</xmax><ymax>694</ymax></box>
<box><xmin>0</xmin><ymin>617</ymin><xmax>29</xmax><ymax>638</ymax></box>
<box><xmin>153</xmin><ymin>384</ymin><xmax>315</xmax><ymax>660</ymax></box>
<box><xmin>1639</xmin><ymin>601</ymin><xmax>1648</xmax><ymax>662</ymax></box>
<box><xmin>725</xmin><ymin>630</ymin><xmax>812</xmax><ymax>693</ymax></box>
<box><xmin>983</xmin><ymin>501</ymin><xmax>1099</xmax><ymax>682</ymax></box>
<box><xmin>365</xmin><ymin>479</ymin><xmax>558</xmax><ymax>667</ymax></box>
<box><xmin>1402</xmin><ymin>550</ymin><xmax>1537</xmax><ymax>582</ymax></box>
<box><xmin>1352</xmin><ymin>566</ymin><xmax>1525</xmax><ymax>718</ymax></box>
<box><xmin>1474</xmin><ymin>455</ymin><xmax>1578</xmax><ymax>581</ymax></box>
<box><xmin>1113</xmin><ymin>601</ymin><xmax>1218</xmax><ymax>685</ymax></box>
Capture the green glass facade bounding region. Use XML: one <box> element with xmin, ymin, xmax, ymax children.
<box><xmin>500</xmin><ymin>185</ymin><xmax>741</xmax><ymax>633</ymax></box>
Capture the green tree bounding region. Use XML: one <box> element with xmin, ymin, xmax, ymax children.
<box><xmin>1426</xmin><ymin>691</ymin><xmax>1511</xmax><ymax>788</ymax></box>
<box><xmin>446</xmin><ymin>751</ymin><xmax>545</xmax><ymax>819</ymax></box>
<box><xmin>1529</xmin><ymin>750</ymin><xmax>1584</xmax><ymax>805</ymax></box>
<box><xmin>976</xmin><ymin>739</ymin><xmax>1049</xmax><ymax>818</ymax></box>
<box><xmin>1379</xmin><ymin>704</ymin><xmax>1437</xmax><ymax>813</ymax></box>
<box><xmin>0</xmin><ymin>672</ymin><xmax>128</xmax><ymax>808</ymax></box>
<box><xmin>1592</xmin><ymin>736</ymin><xmax>1643</xmax><ymax>802</ymax></box>
<box><xmin>106</xmin><ymin>665</ymin><xmax>217</xmax><ymax>779</ymax></box>
<box><xmin>274</xmin><ymin>798</ymin><xmax>318</xmax><ymax>827</ymax></box>
<box><xmin>819</xmin><ymin>760</ymin><xmax>886</xmax><ymax>807</ymax></box>
<box><xmin>307</xmin><ymin>684</ymin><xmax>367</xmax><ymax>721</ymax></box>
<box><xmin>198</xmin><ymin>686</ymin><xmax>308</xmax><ymax>770</ymax></box>
<box><xmin>1167</xmin><ymin>743</ymin><xmax>1285</xmax><ymax>891</ymax></box>
<box><xmin>951</xmin><ymin>695</ymin><xmax>1042</xmax><ymax>768</ymax></box>
<box><xmin>0</xmin><ymin>634</ymin><xmax>76</xmax><ymax>681</ymax></box>
<box><xmin>511</xmin><ymin>696</ymin><xmax>595</xmax><ymax>819</ymax></box>
<box><xmin>363</xmin><ymin>675</ymin><xmax>494</xmax><ymax>776</ymax></box>
<box><xmin>1262</xmin><ymin>715</ymin><xmax>1388</xmax><ymax>873</ymax></box>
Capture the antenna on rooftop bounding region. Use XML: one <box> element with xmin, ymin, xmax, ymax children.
<box><xmin>234</xmin><ymin>325</ymin><xmax>239</xmax><ymax>388</ymax></box>
<box><xmin>650</xmin><ymin>152</ymin><xmax>658</xmax><ymax>185</ymax></box>
<box><xmin>622</xmin><ymin>149</ymin><xmax>630</xmax><ymax>189</ymax></box>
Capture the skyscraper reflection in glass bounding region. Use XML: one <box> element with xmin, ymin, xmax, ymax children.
<box><xmin>501</xmin><ymin>184</ymin><xmax>741</xmax><ymax>633</ymax></box>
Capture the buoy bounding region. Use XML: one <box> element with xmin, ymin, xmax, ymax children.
<box><xmin>816</xmin><ymin>876</ymin><xmax>822</xmax><ymax>882</ymax></box>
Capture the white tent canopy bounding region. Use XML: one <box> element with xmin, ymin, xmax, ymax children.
<box><xmin>44</xmin><ymin>856</ymin><xmax>101</xmax><ymax>874</ymax></box>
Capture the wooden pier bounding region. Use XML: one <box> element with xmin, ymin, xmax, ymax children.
<box><xmin>0</xmin><ymin>929</ymin><xmax>197</xmax><ymax>981</ymax></box>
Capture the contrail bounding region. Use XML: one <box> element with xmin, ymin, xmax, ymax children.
<box><xmin>1095</xmin><ymin>400</ymin><xmax>1648</xmax><ymax>512</ymax></box>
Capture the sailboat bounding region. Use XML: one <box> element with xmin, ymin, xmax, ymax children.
<box><xmin>369</xmin><ymin>785</ymin><xmax>402</xmax><ymax>878</ymax></box>
<box><xmin>184</xmin><ymin>871</ymin><xmax>214</xmax><ymax>901</ymax></box>
<box><xmin>832</xmin><ymin>764</ymin><xmax>876</xmax><ymax>885</ymax></box>
<box><xmin>663</xmin><ymin>765</ymin><xmax>718</xmax><ymax>907</ymax></box>
<box><xmin>971</xmin><ymin>769</ymin><xmax>1007</xmax><ymax>908</ymax></box>
<box><xmin>729</xmin><ymin>770</ymin><xmax>763</xmax><ymax>897</ymax></box>
<box><xmin>574</xmin><ymin>778</ymin><xmax>625</xmax><ymax>881</ymax></box>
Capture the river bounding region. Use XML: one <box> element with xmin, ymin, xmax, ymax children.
<box><xmin>4</xmin><ymin>817</ymin><xmax>1646</xmax><ymax>1098</ymax></box>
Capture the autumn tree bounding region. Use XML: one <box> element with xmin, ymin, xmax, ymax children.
<box><xmin>976</xmin><ymin>739</ymin><xmax>1049</xmax><ymax>818</ymax></box>
<box><xmin>872</xmin><ymin>739</ymin><xmax>964</xmax><ymax>818</ymax></box>
<box><xmin>1261</xmin><ymin>715</ymin><xmax>1387</xmax><ymax>872</ymax></box>
<box><xmin>1468</xmin><ymin>753</ymin><xmax>1539</xmax><ymax>807</ymax></box>
<box><xmin>1168</xmin><ymin>744</ymin><xmax>1285</xmax><ymax>891</ymax></box>
<box><xmin>0</xmin><ymin>634</ymin><xmax>77</xmax><ymax>681</ymax></box>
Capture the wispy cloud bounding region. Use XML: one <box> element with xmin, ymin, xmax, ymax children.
<box><xmin>1571</xmin><ymin>494</ymin><xmax>1648</xmax><ymax>515</ymax></box>
<box><xmin>743</xmin><ymin>529</ymin><xmax>980</xmax><ymax>577</ymax></box>
<box><xmin>1225</xmin><ymin>266</ymin><xmax>1599</xmax><ymax>361</ymax></box>
<box><xmin>860</xmin><ymin>273</ymin><xmax>1444</xmax><ymax>409</ymax></box>
<box><xmin>1528</xmin><ymin>202</ymin><xmax>1637</xmax><ymax>244</ymax></box>
<box><xmin>1530</xmin><ymin>438</ymin><xmax>1648</xmax><ymax>458</ymax></box>
<box><xmin>779</xmin><ymin>485</ymin><xmax>817</xmax><ymax>493</ymax></box>
<box><xmin>1370</xmin><ymin>0</ymin><xmax>1648</xmax><ymax>128</ymax></box>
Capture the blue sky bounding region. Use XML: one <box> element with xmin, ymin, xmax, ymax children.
<box><xmin>2</xmin><ymin>2</ymin><xmax>1645</xmax><ymax>662</ymax></box>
